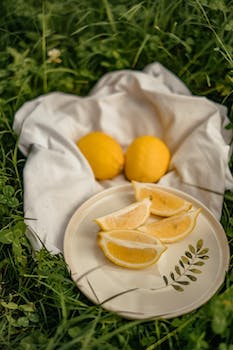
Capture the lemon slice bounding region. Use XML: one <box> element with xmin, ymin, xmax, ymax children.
<box><xmin>139</xmin><ymin>208</ymin><xmax>201</xmax><ymax>243</ymax></box>
<box><xmin>98</xmin><ymin>229</ymin><xmax>167</xmax><ymax>269</ymax></box>
<box><xmin>132</xmin><ymin>181</ymin><xmax>192</xmax><ymax>216</ymax></box>
<box><xmin>94</xmin><ymin>198</ymin><xmax>152</xmax><ymax>230</ymax></box>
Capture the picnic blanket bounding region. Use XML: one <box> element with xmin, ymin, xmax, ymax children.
<box><xmin>13</xmin><ymin>62</ymin><xmax>233</xmax><ymax>253</ymax></box>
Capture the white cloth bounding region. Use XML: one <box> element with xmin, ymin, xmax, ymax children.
<box><xmin>13</xmin><ymin>62</ymin><xmax>233</xmax><ymax>254</ymax></box>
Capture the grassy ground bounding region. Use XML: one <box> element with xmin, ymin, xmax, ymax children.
<box><xmin>0</xmin><ymin>0</ymin><xmax>233</xmax><ymax>349</ymax></box>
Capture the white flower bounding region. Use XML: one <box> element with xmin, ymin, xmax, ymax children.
<box><xmin>47</xmin><ymin>48</ymin><xmax>62</xmax><ymax>63</ymax></box>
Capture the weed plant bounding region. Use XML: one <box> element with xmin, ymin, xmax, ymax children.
<box><xmin>0</xmin><ymin>0</ymin><xmax>233</xmax><ymax>349</ymax></box>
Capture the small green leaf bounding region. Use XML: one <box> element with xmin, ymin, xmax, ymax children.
<box><xmin>189</xmin><ymin>268</ymin><xmax>202</xmax><ymax>274</ymax></box>
<box><xmin>0</xmin><ymin>229</ymin><xmax>14</xmax><ymax>244</ymax></box>
<box><xmin>196</xmin><ymin>239</ymin><xmax>203</xmax><ymax>251</ymax></box>
<box><xmin>28</xmin><ymin>313</ymin><xmax>39</xmax><ymax>323</ymax></box>
<box><xmin>179</xmin><ymin>259</ymin><xmax>184</xmax><ymax>268</ymax></box>
<box><xmin>199</xmin><ymin>255</ymin><xmax>209</xmax><ymax>260</ymax></box>
<box><xmin>141</xmin><ymin>336</ymin><xmax>156</xmax><ymax>347</ymax></box>
<box><xmin>171</xmin><ymin>284</ymin><xmax>184</xmax><ymax>292</ymax></box>
<box><xmin>170</xmin><ymin>272</ymin><xmax>175</xmax><ymax>280</ymax></box>
<box><xmin>1</xmin><ymin>301</ymin><xmax>18</xmax><ymax>310</ymax></box>
<box><xmin>19</xmin><ymin>303</ymin><xmax>35</xmax><ymax>312</ymax></box>
<box><xmin>0</xmin><ymin>178</ymin><xmax>6</xmax><ymax>187</ymax></box>
<box><xmin>181</xmin><ymin>256</ymin><xmax>190</xmax><ymax>264</ymax></box>
<box><xmin>163</xmin><ymin>275</ymin><xmax>168</xmax><ymax>285</ymax></box>
<box><xmin>229</xmin><ymin>217</ymin><xmax>233</xmax><ymax>225</ymax></box>
<box><xmin>6</xmin><ymin>315</ymin><xmax>17</xmax><ymax>326</ymax></box>
<box><xmin>212</xmin><ymin>313</ymin><xmax>228</xmax><ymax>335</ymax></box>
<box><xmin>186</xmin><ymin>274</ymin><xmax>197</xmax><ymax>281</ymax></box>
<box><xmin>16</xmin><ymin>316</ymin><xmax>29</xmax><ymax>328</ymax></box>
<box><xmin>3</xmin><ymin>185</ymin><xmax>14</xmax><ymax>197</ymax></box>
<box><xmin>0</xmin><ymin>194</ymin><xmax>7</xmax><ymax>204</ymax></box>
<box><xmin>185</xmin><ymin>251</ymin><xmax>192</xmax><ymax>258</ymax></box>
<box><xmin>175</xmin><ymin>265</ymin><xmax>181</xmax><ymax>275</ymax></box>
<box><xmin>13</xmin><ymin>221</ymin><xmax>26</xmax><ymax>235</ymax></box>
<box><xmin>176</xmin><ymin>280</ymin><xmax>189</xmax><ymax>285</ymax></box>
<box><xmin>198</xmin><ymin>248</ymin><xmax>209</xmax><ymax>255</ymax></box>
<box><xmin>7</xmin><ymin>197</ymin><xmax>19</xmax><ymax>208</ymax></box>
<box><xmin>19</xmin><ymin>331</ymin><xmax>47</xmax><ymax>348</ymax></box>
<box><xmin>188</xmin><ymin>244</ymin><xmax>196</xmax><ymax>254</ymax></box>
<box><xmin>218</xmin><ymin>343</ymin><xmax>233</xmax><ymax>350</ymax></box>
<box><xmin>193</xmin><ymin>261</ymin><xmax>205</xmax><ymax>266</ymax></box>
<box><xmin>68</xmin><ymin>326</ymin><xmax>82</xmax><ymax>338</ymax></box>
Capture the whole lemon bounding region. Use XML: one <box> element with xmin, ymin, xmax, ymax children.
<box><xmin>77</xmin><ymin>131</ymin><xmax>124</xmax><ymax>180</ymax></box>
<box><xmin>124</xmin><ymin>135</ymin><xmax>170</xmax><ymax>183</ymax></box>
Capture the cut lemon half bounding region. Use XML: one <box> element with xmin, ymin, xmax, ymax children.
<box><xmin>132</xmin><ymin>181</ymin><xmax>192</xmax><ymax>216</ymax></box>
<box><xmin>98</xmin><ymin>229</ymin><xmax>167</xmax><ymax>269</ymax></box>
<box><xmin>94</xmin><ymin>198</ymin><xmax>152</xmax><ymax>230</ymax></box>
<box><xmin>139</xmin><ymin>208</ymin><xmax>201</xmax><ymax>243</ymax></box>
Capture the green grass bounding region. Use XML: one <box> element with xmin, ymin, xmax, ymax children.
<box><xmin>0</xmin><ymin>0</ymin><xmax>233</xmax><ymax>349</ymax></box>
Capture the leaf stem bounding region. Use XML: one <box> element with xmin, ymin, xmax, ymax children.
<box><xmin>102</xmin><ymin>0</ymin><xmax>117</xmax><ymax>33</ymax></box>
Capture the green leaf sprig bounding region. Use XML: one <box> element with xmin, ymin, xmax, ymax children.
<box><xmin>162</xmin><ymin>239</ymin><xmax>210</xmax><ymax>292</ymax></box>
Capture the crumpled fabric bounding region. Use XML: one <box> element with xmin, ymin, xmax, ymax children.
<box><xmin>13</xmin><ymin>62</ymin><xmax>233</xmax><ymax>253</ymax></box>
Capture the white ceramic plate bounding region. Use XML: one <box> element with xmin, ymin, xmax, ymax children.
<box><xmin>64</xmin><ymin>184</ymin><xmax>230</xmax><ymax>320</ymax></box>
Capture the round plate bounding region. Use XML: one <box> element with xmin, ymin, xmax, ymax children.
<box><xmin>63</xmin><ymin>184</ymin><xmax>230</xmax><ymax>320</ymax></box>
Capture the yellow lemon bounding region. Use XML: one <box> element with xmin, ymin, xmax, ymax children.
<box><xmin>132</xmin><ymin>181</ymin><xmax>192</xmax><ymax>216</ymax></box>
<box><xmin>94</xmin><ymin>198</ymin><xmax>152</xmax><ymax>230</ymax></box>
<box><xmin>77</xmin><ymin>131</ymin><xmax>124</xmax><ymax>180</ymax></box>
<box><xmin>139</xmin><ymin>208</ymin><xmax>201</xmax><ymax>243</ymax></box>
<box><xmin>98</xmin><ymin>229</ymin><xmax>167</xmax><ymax>269</ymax></box>
<box><xmin>124</xmin><ymin>135</ymin><xmax>170</xmax><ymax>183</ymax></box>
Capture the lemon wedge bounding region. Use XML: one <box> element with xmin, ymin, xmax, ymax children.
<box><xmin>139</xmin><ymin>208</ymin><xmax>201</xmax><ymax>243</ymax></box>
<box><xmin>94</xmin><ymin>198</ymin><xmax>152</xmax><ymax>230</ymax></box>
<box><xmin>98</xmin><ymin>229</ymin><xmax>167</xmax><ymax>269</ymax></box>
<box><xmin>132</xmin><ymin>181</ymin><xmax>192</xmax><ymax>216</ymax></box>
